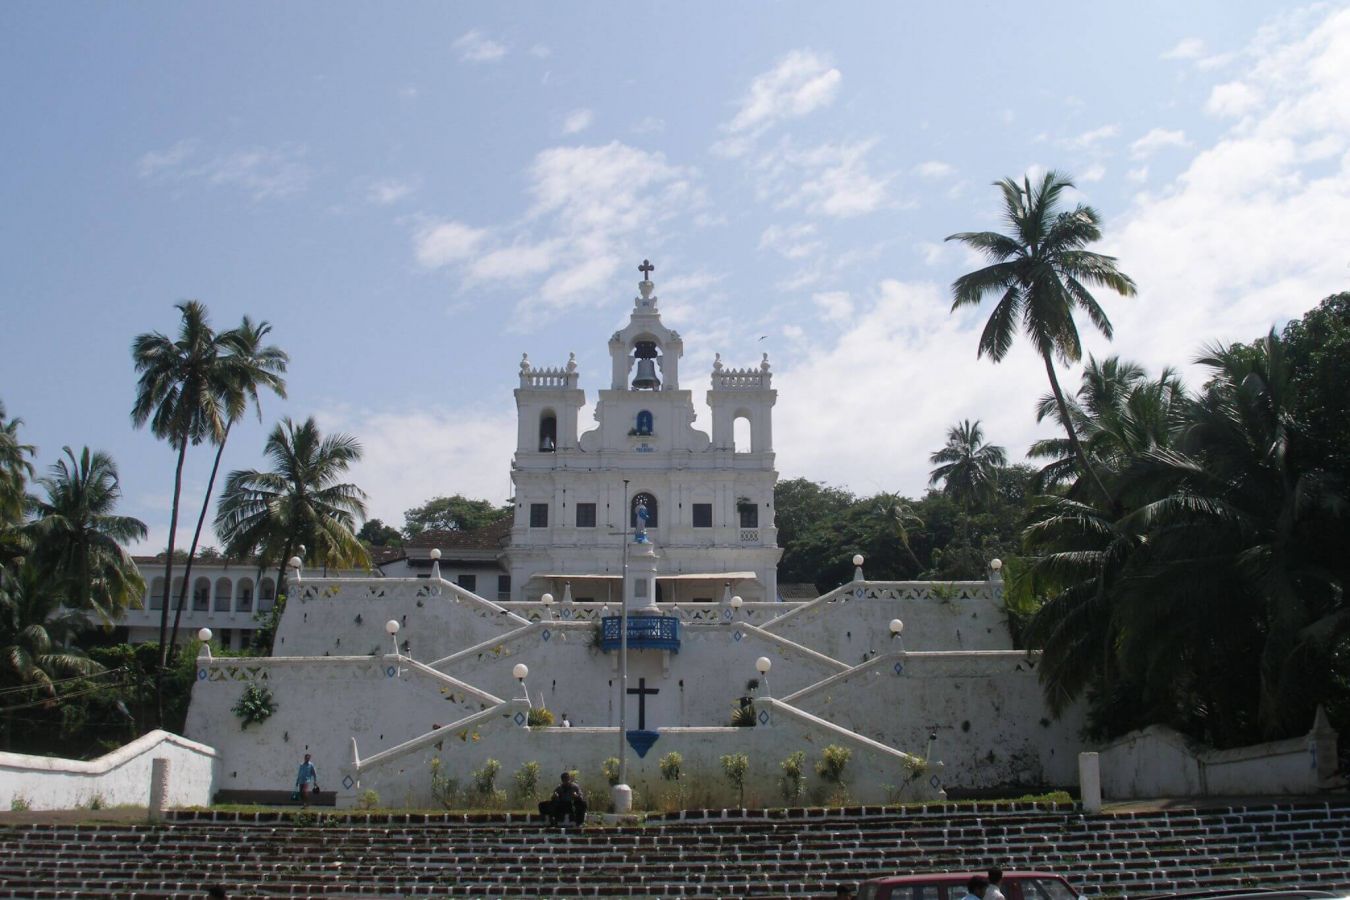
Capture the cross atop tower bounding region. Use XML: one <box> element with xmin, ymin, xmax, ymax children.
<box><xmin>638</xmin><ymin>259</ymin><xmax>655</xmax><ymax>281</ymax></box>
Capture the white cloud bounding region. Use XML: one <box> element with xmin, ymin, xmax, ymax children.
<box><xmin>912</xmin><ymin>160</ymin><xmax>955</xmax><ymax>179</ymax></box>
<box><xmin>753</xmin><ymin>138</ymin><xmax>890</xmax><ymax>218</ymax></box>
<box><xmin>1130</xmin><ymin>128</ymin><xmax>1190</xmax><ymax>158</ymax></box>
<box><xmin>1104</xmin><ymin>5</ymin><xmax>1350</xmax><ymax>383</ymax></box>
<box><xmin>529</xmin><ymin>44</ymin><xmax>551</xmax><ymax>59</ymax></box>
<box><xmin>713</xmin><ymin>50</ymin><xmax>841</xmax><ymax>156</ymax></box>
<box><xmin>812</xmin><ymin>290</ymin><xmax>853</xmax><ymax>322</ymax></box>
<box><xmin>562</xmin><ymin>109</ymin><xmax>594</xmax><ymax>135</ymax></box>
<box><xmin>1207</xmin><ymin>81</ymin><xmax>1264</xmax><ymax>118</ymax></box>
<box><xmin>916</xmin><ymin>241</ymin><xmax>948</xmax><ymax>266</ymax></box>
<box><xmin>318</xmin><ymin>405</ymin><xmax>517</xmax><ymax>525</ymax></box>
<box><xmin>1127</xmin><ymin>166</ymin><xmax>1149</xmax><ymax>183</ymax></box>
<box><xmin>632</xmin><ymin>116</ymin><xmax>666</xmax><ymax>135</ymax></box>
<box><xmin>759</xmin><ymin>223</ymin><xmax>822</xmax><ymax>260</ymax></box>
<box><xmin>414</xmin><ymin>220</ymin><xmax>489</xmax><ymax>269</ymax></box>
<box><xmin>1163</xmin><ymin>37</ymin><xmax>1207</xmax><ymax>60</ymax></box>
<box><xmin>137</xmin><ymin>140</ymin><xmax>312</xmax><ymax>200</ymax></box>
<box><xmin>1080</xmin><ymin>164</ymin><xmax>1107</xmax><ymax>182</ymax></box>
<box><xmin>1066</xmin><ymin>124</ymin><xmax>1120</xmax><ymax>149</ymax></box>
<box><xmin>454</xmin><ymin>30</ymin><xmax>507</xmax><ymax>63</ymax></box>
<box><xmin>366</xmin><ymin>177</ymin><xmax>415</xmax><ymax>206</ymax></box>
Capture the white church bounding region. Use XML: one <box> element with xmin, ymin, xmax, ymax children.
<box><xmin>183</xmin><ymin>264</ymin><xmax>1087</xmax><ymax>810</ymax></box>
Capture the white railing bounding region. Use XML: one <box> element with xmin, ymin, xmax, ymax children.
<box><xmin>711</xmin><ymin>368</ymin><xmax>770</xmax><ymax>390</ymax></box>
<box><xmin>294</xmin><ymin>577</ymin><xmax>530</xmax><ymax>626</ymax></box>
<box><xmin>760</xmin><ymin>580</ymin><xmax>1000</xmax><ymax>629</ymax></box>
<box><xmin>498</xmin><ymin>601</ymin><xmax>792</xmax><ymax>626</ymax></box>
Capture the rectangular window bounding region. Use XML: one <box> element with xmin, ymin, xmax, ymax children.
<box><xmin>692</xmin><ymin>503</ymin><xmax>713</xmax><ymax>528</ymax></box>
<box><xmin>739</xmin><ymin>504</ymin><xmax>759</xmax><ymax>528</ymax></box>
<box><xmin>575</xmin><ymin>503</ymin><xmax>597</xmax><ymax>528</ymax></box>
<box><xmin>530</xmin><ymin>503</ymin><xmax>549</xmax><ymax>527</ymax></box>
<box><xmin>497</xmin><ymin>575</ymin><xmax>511</xmax><ymax>601</ymax></box>
<box><xmin>457</xmin><ymin>574</ymin><xmax>477</xmax><ymax>593</ymax></box>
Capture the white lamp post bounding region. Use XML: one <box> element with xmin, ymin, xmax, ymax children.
<box><xmin>730</xmin><ymin>595</ymin><xmax>743</xmax><ymax>620</ymax></box>
<box><xmin>889</xmin><ymin>618</ymin><xmax>905</xmax><ymax>654</ymax></box>
<box><xmin>197</xmin><ymin>627</ymin><xmax>213</xmax><ymax>660</ymax></box>
<box><xmin>541</xmin><ymin>592</ymin><xmax>554</xmax><ymax>620</ymax></box>
<box><xmin>852</xmin><ymin>554</ymin><xmax>865</xmax><ymax>582</ymax></box>
<box><xmin>989</xmin><ymin>557</ymin><xmax>1004</xmax><ymax>583</ymax></box>
<box><xmin>385</xmin><ymin>619</ymin><xmax>400</xmax><ymax>655</ymax></box>
<box><xmin>288</xmin><ymin>555</ymin><xmax>303</xmax><ymax>584</ymax></box>
<box><xmin>429</xmin><ymin>547</ymin><xmax>442</xmax><ymax>581</ymax></box>
<box><xmin>513</xmin><ymin>662</ymin><xmax>531</xmax><ymax>708</ymax></box>
<box><xmin>756</xmin><ymin>656</ymin><xmax>772</xmax><ymax>698</ymax></box>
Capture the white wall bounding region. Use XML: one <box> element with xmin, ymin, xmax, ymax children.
<box><xmin>1097</xmin><ymin>723</ymin><xmax>1334</xmax><ymax>799</ymax></box>
<box><xmin>0</xmin><ymin>730</ymin><xmax>218</xmax><ymax>811</ymax></box>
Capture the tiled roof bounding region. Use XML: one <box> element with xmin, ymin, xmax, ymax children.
<box><xmin>777</xmin><ymin>582</ymin><xmax>820</xmax><ymax>600</ymax></box>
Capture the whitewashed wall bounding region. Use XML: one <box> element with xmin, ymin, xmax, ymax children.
<box><xmin>1097</xmin><ymin>721</ymin><xmax>1336</xmax><ymax>799</ymax></box>
<box><xmin>0</xmin><ymin>730</ymin><xmax>218</xmax><ymax>811</ymax></box>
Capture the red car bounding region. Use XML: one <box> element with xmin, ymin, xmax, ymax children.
<box><xmin>857</xmin><ymin>871</ymin><xmax>1084</xmax><ymax>900</ymax></box>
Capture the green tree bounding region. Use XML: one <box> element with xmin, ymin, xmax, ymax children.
<box><xmin>28</xmin><ymin>447</ymin><xmax>146</xmax><ymax>626</ymax></box>
<box><xmin>1280</xmin><ymin>291</ymin><xmax>1350</xmax><ymax>477</ymax></box>
<box><xmin>169</xmin><ymin>316</ymin><xmax>288</xmax><ymax>651</ymax></box>
<box><xmin>0</xmin><ymin>400</ymin><xmax>35</xmax><ymax>532</ymax></box>
<box><xmin>0</xmin><ymin>563</ymin><xmax>100</xmax><ymax>698</ymax></box>
<box><xmin>130</xmin><ymin>301</ymin><xmax>231</xmax><ymax>672</ymax></box>
<box><xmin>946</xmin><ymin>171</ymin><xmax>1137</xmax><ymax>506</ymax></box>
<box><xmin>402</xmin><ymin>495</ymin><xmax>509</xmax><ymax>537</ymax></box>
<box><xmin>927</xmin><ymin>420</ymin><xmax>1007</xmax><ymax>507</ymax></box>
<box><xmin>215</xmin><ymin>417</ymin><xmax>371</xmax><ymax>592</ymax></box>
<box><xmin>358</xmin><ymin>519</ymin><xmax>403</xmax><ymax>548</ymax></box>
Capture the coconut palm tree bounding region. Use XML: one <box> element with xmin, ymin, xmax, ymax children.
<box><xmin>1028</xmin><ymin>356</ymin><xmax>1186</xmax><ymax>493</ymax></box>
<box><xmin>872</xmin><ymin>492</ymin><xmax>925</xmax><ymax>573</ymax></box>
<box><xmin>0</xmin><ymin>562</ymin><xmax>101</xmax><ymax>697</ymax></box>
<box><xmin>27</xmin><ymin>447</ymin><xmax>147</xmax><ymax>627</ymax></box>
<box><xmin>131</xmin><ymin>301</ymin><xmax>231</xmax><ymax>664</ymax></box>
<box><xmin>0</xmin><ymin>400</ymin><xmax>35</xmax><ymax>531</ymax></box>
<box><xmin>168</xmin><ymin>317</ymin><xmax>288</xmax><ymax>651</ymax></box>
<box><xmin>928</xmin><ymin>420</ymin><xmax>1007</xmax><ymax>507</ymax></box>
<box><xmin>947</xmin><ymin>171</ymin><xmax>1137</xmax><ymax>506</ymax></box>
<box><xmin>215</xmin><ymin>417</ymin><xmax>370</xmax><ymax>594</ymax></box>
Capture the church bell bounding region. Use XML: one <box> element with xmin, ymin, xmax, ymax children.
<box><xmin>631</xmin><ymin>341</ymin><xmax>661</xmax><ymax>390</ymax></box>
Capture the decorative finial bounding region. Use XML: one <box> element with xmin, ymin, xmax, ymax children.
<box><xmin>713</xmin><ymin>352</ymin><xmax>723</xmax><ymax>371</ymax></box>
<box><xmin>761</xmin><ymin>352</ymin><xmax>771</xmax><ymax>371</ymax></box>
<box><xmin>566</xmin><ymin>352</ymin><xmax>577</xmax><ymax>373</ymax></box>
<box><xmin>639</xmin><ymin>259</ymin><xmax>655</xmax><ymax>281</ymax></box>
<box><xmin>520</xmin><ymin>353</ymin><xmax>530</xmax><ymax>373</ymax></box>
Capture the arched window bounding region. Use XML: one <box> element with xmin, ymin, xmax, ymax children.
<box><xmin>193</xmin><ymin>577</ymin><xmax>211</xmax><ymax>611</ymax></box>
<box><xmin>149</xmin><ymin>577</ymin><xmax>165</xmax><ymax>611</ymax></box>
<box><xmin>259</xmin><ymin>578</ymin><xmax>275</xmax><ymax>611</ymax></box>
<box><xmin>539</xmin><ymin>411</ymin><xmax>557</xmax><ymax>452</ymax></box>
<box><xmin>214</xmin><ymin>577</ymin><xmax>232</xmax><ymax>611</ymax></box>
<box><xmin>631</xmin><ymin>493</ymin><xmax>658</xmax><ymax>528</ymax></box>
<box><xmin>733</xmin><ymin>413</ymin><xmax>753</xmax><ymax>453</ymax></box>
<box><xmin>237</xmin><ymin>578</ymin><xmax>254</xmax><ymax>613</ymax></box>
<box><xmin>634</xmin><ymin>410</ymin><xmax>653</xmax><ymax>436</ymax></box>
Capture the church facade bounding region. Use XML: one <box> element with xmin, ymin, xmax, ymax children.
<box><xmin>505</xmin><ymin>269</ymin><xmax>781</xmax><ymax>605</ymax></box>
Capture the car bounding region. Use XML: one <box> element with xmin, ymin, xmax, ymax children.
<box><xmin>856</xmin><ymin>870</ymin><xmax>1084</xmax><ymax>900</ymax></box>
<box><xmin>1150</xmin><ymin>892</ymin><xmax>1350</xmax><ymax>900</ymax></box>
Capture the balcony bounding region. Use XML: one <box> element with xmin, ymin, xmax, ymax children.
<box><xmin>599</xmin><ymin>615</ymin><xmax>681</xmax><ymax>653</ymax></box>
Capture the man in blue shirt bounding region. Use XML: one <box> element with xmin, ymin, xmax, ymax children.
<box><xmin>295</xmin><ymin>753</ymin><xmax>319</xmax><ymax>807</ymax></box>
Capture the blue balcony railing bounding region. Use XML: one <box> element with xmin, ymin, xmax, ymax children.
<box><xmin>600</xmin><ymin>615</ymin><xmax>681</xmax><ymax>653</ymax></box>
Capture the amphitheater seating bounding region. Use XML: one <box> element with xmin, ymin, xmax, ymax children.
<box><xmin>1</xmin><ymin>799</ymin><xmax>1348</xmax><ymax>898</ymax></box>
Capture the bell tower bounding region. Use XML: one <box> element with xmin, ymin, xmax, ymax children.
<box><xmin>608</xmin><ymin>260</ymin><xmax>682</xmax><ymax>391</ymax></box>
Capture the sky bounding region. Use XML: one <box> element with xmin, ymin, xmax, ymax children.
<box><xmin>2</xmin><ymin>2</ymin><xmax>1348</xmax><ymax>553</ymax></box>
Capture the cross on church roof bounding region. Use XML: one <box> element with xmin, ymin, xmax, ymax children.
<box><xmin>638</xmin><ymin>259</ymin><xmax>655</xmax><ymax>280</ymax></box>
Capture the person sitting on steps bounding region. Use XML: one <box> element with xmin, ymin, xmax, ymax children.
<box><xmin>538</xmin><ymin>771</ymin><xmax>587</xmax><ymax>827</ymax></box>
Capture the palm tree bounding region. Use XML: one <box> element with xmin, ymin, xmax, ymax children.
<box><xmin>1028</xmin><ymin>356</ymin><xmax>1186</xmax><ymax>492</ymax></box>
<box><xmin>168</xmin><ymin>317</ymin><xmax>288</xmax><ymax>651</ymax></box>
<box><xmin>131</xmin><ymin>301</ymin><xmax>230</xmax><ymax>665</ymax></box>
<box><xmin>28</xmin><ymin>447</ymin><xmax>147</xmax><ymax>626</ymax></box>
<box><xmin>947</xmin><ymin>171</ymin><xmax>1137</xmax><ymax>506</ymax></box>
<box><xmin>0</xmin><ymin>401</ymin><xmax>36</xmax><ymax>573</ymax></box>
<box><xmin>873</xmin><ymin>492</ymin><xmax>925</xmax><ymax>573</ymax></box>
<box><xmin>215</xmin><ymin>417</ymin><xmax>370</xmax><ymax>594</ymax></box>
<box><xmin>0</xmin><ymin>562</ymin><xmax>101</xmax><ymax>697</ymax></box>
<box><xmin>928</xmin><ymin>420</ymin><xmax>1007</xmax><ymax>506</ymax></box>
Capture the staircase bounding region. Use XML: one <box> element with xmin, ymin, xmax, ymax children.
<box><xmin>2</xmin><ymin>800</ymin><xmax>1348</xmax><ymax>898</ymax></box>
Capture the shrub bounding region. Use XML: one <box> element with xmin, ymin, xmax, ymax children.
<box><xmin>730</xmin><ymin>703</ymin><xmax>757</xmax><ymax>727</ymax></box>
<box><xmin>231</xmin><ymin>684</ymin><xmax>276</xmax><ymax>729</ymax></box>
<box><xmin>429</xmin><ymin>757</ymin><xmax>460</xmax><ymax>809</ymax></box>
<box><xmin>472</xmin><ymin>758</ymin><xmax>504</xmax><ymax>806</ymax></box>
<box><xmin>9</xmin><ymin>795</ymin><xmax>30</xmax><ymax>812</ymax></box>
<box><xmin>601</xmin><ymin>756</ymin><xmax>621</xmax><ymax>786</ymax></box>
<box><xmin>658</xmin><ymin>751</ymin><xmax>683</xmax><ymax>782</ymax></box>
<box><xmin>780</xmin><ymin>750</ymin><xmax>806</xmax><ymax>804</ymax></box>
<box><xmin>514</xmin><ymin>761</ymin><xmax>541</xmax><ymax>803</ymax></box>
<box><xmin>815</xmin><ymin>744</ymin><xmax>851</xmax><ymax>784</ymax></box>
<box><xmin>720</xmin><ymin>753</ymin><xmax>749</xmax><ymax>808</ymax></box>
<box><xmin>526</xmin><ymin>707</ymin><xmax>555</xmax><ymax>728</ymax></box>
<box><xmin>357</xmin><ymin>789</ymin><xmax>381</xmax><ymax>810</ymax></box>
